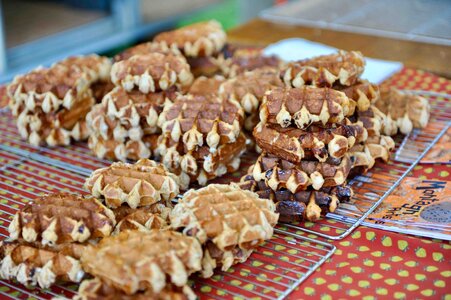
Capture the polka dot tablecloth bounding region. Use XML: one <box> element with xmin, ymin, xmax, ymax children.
<box><xmin>289</xmin><ymin>67</ymin><xmax>451</xmax><ymax>300</ymax></box>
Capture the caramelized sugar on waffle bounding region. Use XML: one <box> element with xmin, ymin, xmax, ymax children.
<box><xmin>253</xmin><ymin>120</ymin><xmax>368</xmax><ymax>163</ymax></box>
<box><xmin>8</xmin><ymin>193</ymin><xmax>115</xmax><ymax>246</ymax></box>
<box><xmin>75</xmin><ymin>277</ymin><xmax>196</xmax><ymax>300</ymax></box>
<box><xmin>112</xmin><ymin>203</ymin><xmax>172</xmax><ymax>234</ymax></box>
<box><xmin>249</xmin><ymin>152</ymin><xmax>352</xmax><ymax>192</ymax></box>
<box><xmin>170</xmin><ymin>184</ymin><xmax>279</xmax><ymax>277</ymax></box>
<box><xmin>85</xmin><ymin>159</ymin><xmax>180</xmax><ymax>209</ymax></box>
<box><xmin>111</xmin><ymin>53</ymin><xmax>193</xmax><ymax>93</ymax></box>
<box><xmin>377</xmin><ymin>87</ymin><xmax>431</xmax><ymax>135</ymax></box>
<box><xmin>114</xmin><ymin>41</ymin><xmax>182</xmax><ymax>62</ymax></box>
<box><xmin>154</xmin><ymin>20</ymin><xmax>226</xmax><ymax>57</ymax></box>
<box><xmin>157</xmin><ymin>93</ymin><xmax>244</xmax><ymax>151</ymax></box>
<box><xmin>259</xmin><ymin>86</ymin><xmax>355</xmax><ymax>129</ymax></box>
<box><xmin>238</xmin><ymin>178</ymin><xmax>353</xmax><ymax>222</ymax></box>
<box><xmin>282</xmin><ymin>50</ymin><xmax>365</xmax><ymax>88</ymax></box>
<box><xmin>80</xmin><ymin>230</ymin><xmax>202</xmax><ymax>295</ymax></box>
<box><xmin>334</xmin><ymin>79</ymin><xmax>379</xmax><ymax>112</ymax></box>
<box><xmin>0</xmin><ymin>240</ymin><xmax>86</xmax><ymax>288</ymax></box>
<box><xmin>219</xmin><ymin>67</ymin><xmax>284</xmax><ymax>115</ymax></box>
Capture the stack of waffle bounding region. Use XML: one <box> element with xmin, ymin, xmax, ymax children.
<box><xmin>7</xmin><ymin>55</ymin><xmax>111</xmax><ymax>146</ymax></box>
<box><xmin>239</xmin><ymin>50</ymin><xmax>402</xmax><ymax>222</ymax></box>
<box><xmin>156</xmin><ymin>92</ymin><xmax>247</xmax><ymax>188</ymax></box>
<box><xmin>87</xmin><ymin>48</ymin><xmax>193</xmax><ymax>161</ymax></box>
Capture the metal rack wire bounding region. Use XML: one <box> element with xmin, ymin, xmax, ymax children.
<box><xmin>0</xmin><ymin>112</ymin><xmax>336</xmax><ymax>299</ymax></box>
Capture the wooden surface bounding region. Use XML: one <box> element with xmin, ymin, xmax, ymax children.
<box><xmin>227</xmin><ymin>19</ymin><xmax>451</xmax><ymax>78</ymax></box>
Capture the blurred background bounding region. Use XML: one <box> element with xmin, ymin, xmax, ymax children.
<box><xmin>1</xmin><ymin>0</ymin><xmax>450</xmax><ymax>82</ymax></box>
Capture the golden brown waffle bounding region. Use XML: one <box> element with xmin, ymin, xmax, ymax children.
<box><xmin>85</xmin><ymin>159</ymin><xmax>180</xmax><ymax>209</ymax></box>
<box><xmin>53</xmin><ymin>54</ymin><xmax>112</xmax><ymax>84</ymax></box>
<box><xmin>157</xmin><ymin>133</ymin><xmax>246</xmax><ymax>187</ymax></box>
<box><xmin>111</xmin><ymin>53</ymin><xmax>193</xmax><ymax>93</ymax></box>
<box><xmin>157</xmin><ymin>93</ymin><xmax>244</xmax><ymax>151</ymax></box>
<box><xmin>81</xmin><ymin>230</ymin><xmax>202</xmax><ymax>295</ymax></box>
<box><xmin>188</xmin><ymin>75</ymin><xmax>225</xmax><ymax>96</ymax></box>
<box><xmin>282</xmin><ymin>50</ymin><xmax>365</xmax><ymax>88</ymax></box>
<box><xmin>75</xmin><ymin>277</ymin><xmax>196</xmax><ymax>300</ymax></box>
<box><xmin>154</xmin><ymin>20</ymin><xmax>226</xmax><ymax>57</ymax></box>
<box><xmin>249</xmin><ymin>152</ymin><xmax>352</xmax><ymax>192</ymax></box>
<box><xmin>349</xmin><ymin>135</ymin><xmax>395</xmax><ymax>173</ymax></box>
<box><xmin>186</xmin><ymin>55</ymin><xmax>222</xmax><ymax>77</ymax></box>
<box><xmin>259</xmin><ymin>86</ymin><xmax>354</xmax><ymax>129</ymax></box>
<box><xmin>0</xmin><ymin>240</ymin><xmax>86</xmax><ymax>288</ymax></box>
<box><xmin>112</xmin><ymin>203</ymin><xmax>172</xmax><ymax>234</ymax></box>
<box><xmin>254</xmin><ymin>120</ymin><xmax>368</xmax><ymax>163</ymax></box>
<box><xmin>114</xmin><ymin>41</ymin><xmax>182</xmax><ymax>62</ymax></box>
<box><xmin>219</xmin><ymin>68</ymin><xmax>284</xmax><ymax>114</ymax></box>
<box><xmin>377</xmin><ymin>87</ymin><xmax>431</xmax><ymax>135</ymax></box>
<box><xmin>238</xmin><ymin>178</ymin><xmax>353</xmax><ymax>222</ymax></box>
<box><xmin>170</xmin><ymin>183</ymin><xmax>279</xmax><ymax>251</ymax></box>
<box><xmin>8</xmin><ymin>193</ymin><xmax>115</xmax><ymax>246</ymax></box>
<box><xmin>334</xmin><ymin>80</ymin><xmax>379</xmax><ymax>112</ymax></box>
<box><xmin>218</xmin><ymin>48</ymin><xmax>283</xmax><ymax>78</ymax></box>
<box><xmin>88</xmin><ymin>133</ymin><xmax>159</xmax><ymax>161</ymax></box>
<box><xmin>91</xmin><ymin>80</ymin><xmax>115</xmax><ymax>102</ymax></box>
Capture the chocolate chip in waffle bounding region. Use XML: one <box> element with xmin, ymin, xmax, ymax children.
<box><xmin>238</xmin><ymin>178</ymin><xmax>353</xmax><ymax>222</ymax></box>
<box><xmin>80</xmin><ymin>230</ymin><xmax>202</xmax><ymax>295</ymax></box>
<box><xmin>154</xmin><ymin>20</ymin><xmax>226</xmax><ymax>57</ymax></box>
<box><xmin>218</xmin><ymin>48</ymin><xmax>283</xmax><ymax>78</ymax></box>
<box><xmin>8</xmin><ymin>193</ymin><xmax>115</xmax><ymax>246</ymax></box>
<box><xmin>114</xmin><ymin>41</ymin><xmax>182</xmax><ymax>62</ymax></box>
<box><xmin>110</xmin><ymin>53</ymin><xmax>193</xmax><ymax>93</ymax></box>
<box><xmin>259</xmin><ymin>86</ymin><xmax>354</xmax><ymax>129</ymax></box>
<box><xmin>85</xmin><ymin>159</ymin><xmax>180</xmax><ymax>209</ymax></box>
<box><xmin>219</xmin><ymin>68</ymin><xmax>284</xmax><ymax>115</ymax></box>
<box><xmin>0</xmin><ymin>239</ymin><xmax>86</xmax><ymax>288</ymax></box>
<box><xmin>157</xmin><ymin>132</ymin><xmax>246</xmax><ymax>187</ymax></box>
<box><xmin>377</xmin><ymin>87</ymin><xmax>431</xmax><ymax>135</ymax></box>
<box><xmin>170</xmin><ymin>184</ymin><xmax>279</xmax><ymax>277</ymax></box>
<box><xmin>334</xmin><ymin>80</ymin><xmax>379</xmax><ymax>112</ymax></box>
<box><xmin>112</xmin><ymin>203</ymin><xmax>172</xmax><ymax>234</ymax></box>
<box><xmin>253</xmin><ymin>120</ymin><xmax>368</xmax><ymax>163</ymax></box>
<box><xmin>249</xmin><ymin>152</ymin><xmax>352</xmax><ymax>192</ymax></box>
<box><xmin>75</xmin><ymin>277</ymin><xmax>196</xmax><ymax>300</ymax></box>
<box><xmin>157</xmin><ymin>93</ymin><xmax>244</xmax><ymax>152</ymax></box>
<box><xmin>282</xmin><ymin>50</ymin><xmax>365</xmax><ymax>88</ymax></box>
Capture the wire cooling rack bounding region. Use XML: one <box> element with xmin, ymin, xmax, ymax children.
<box><xmin>0</xmin><ymin>112</ymin><xmax>336</xmax><ymax>299</ymax></box>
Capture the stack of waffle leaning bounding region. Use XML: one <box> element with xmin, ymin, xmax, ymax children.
<box><xmin>239</xmin><ymin>50</ymin><xmax>428</xmax><ymax>222</ymax></box>
<box><xmin>7</xmin><ymin>55</ymin><xmax>112</xmax><ymax>146</ymax></box>
<box><xmin>0</xmin><ymin>158</ymin><xmax>279</xmax><ymax>299</ymax></box>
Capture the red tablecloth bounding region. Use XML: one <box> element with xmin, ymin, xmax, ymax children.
<box><xmin>291</xmin><ymin>67</ymin><xmax>451</xmax><ymax>300</ymax></box>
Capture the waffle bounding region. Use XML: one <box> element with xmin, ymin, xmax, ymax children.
<box><xmin>219</xmin><ymin>68</ymin><xmax>284</xmax><ymax>114</ymax></box>
<box><xmin>154</xmin><ymin>20</ymin><xmax>227</xmax><ymax>57</ymax></box>
<box><xmin>91</xmin><ymin>80</ymin><xmax>115</xmax><ymax>102</ymax></box>
<box><xmin>244</xmin><ymin>111</ymin><xmax>260</xmax><ymax>132</ymax></box>
<box><xmin>75</xmin><ymin>277</ymin><xmax>196</xmax><ymax>300</ymax></box>
<box><xmin>53</xmin><ymin>54</ymin><xmax>112</xmax><ymax>84</ymax></box>
<box><xmin>0</xmin><ymin>240</ymin><xmax>86</xmax><ymax>288</ymax></box>
<box><xmin>377</xmin><ymin>87</ymin><xmax>430</xmax><ymax>135</ymax></box>
<box><xmin>186</xmin><ymin>55</ymin><xmax>222</xmax><ymax>77</ymax></box>
<box><xmin>88</xmin><ymin>134</ymin><xmax>159</xmax><ymax>161</ymax></box>
<box><xmin>158</xmin><ymin>132</ymin><xmax>246</xmax><ymax>187</ymax></box>
<box><xmin>238</xmin><ymin>178</ymin><xmax>353</xmax><ymax>222</ymax></box>
<box><xmin>112</xmin><ymin>203</ymin><xmax>172</xmax><ymax>234</ymax></box>
<box><xmin>188</xmin><ymin>75</ymin><xmax>225</xmax><ymax>96</ymax></box>
<box><xmin>80</xmin><ymin>230</ymin><xmax>202</xmax><ymax>295</ymax></box>
<box><xmin>334</xmin><ymin>80</ymin><xmax>379</xmax><ymax>112</ymax></box>
<box><xmin>8</xmin><ymin>193</ymin><xmax>115</xmax><ymax>246</ymax></box>
<box><xmin>170</xmin><ymin>183</ymin><xmax>279</xmax><ymax>252</ymax></box>
<box><xmin>110</xmin><ymin>53</ymin><xmax>193</xmax><ymax>93</ymax></box>
<box><xmin>114</xmin><ymin>41</ymin><xmax>181</xmax><ymax>61</ymax></box>
<box><xmin>282</xmin><ymin>50</ymin><xmax>365</xmax><ymax>88</ymax></box>
<box><xmin>157</xmin><ymin>93</ymin><xmax>244</xmax><ymax>151</ymax></box>
<box><xmin>254</xmin><ymin>121</ymin><xmax>368</xmax><ymax>163</ymax></box>
<box><xmin>218</xmin><ymin>48</ymin><xmax>282</xmax><ymax>78</ymax></box>
<box><xmin>259</xmin><ymin>86</ymin><xmax>354</xmax><ymax>129</ymax></box>
<box><xmin>349</xmin><ymin>135</ymin><xmax>395</xmax><ymax>172</ymax></box>
<box><xmin>249</xmin><ymin>152</ymin><xmax>352</xmax><ymax>192</ymax></box>
<box><xmin>85</xmin><ymin>159</ymin><xmax>180</xmax><ymax>209</ymax></box>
